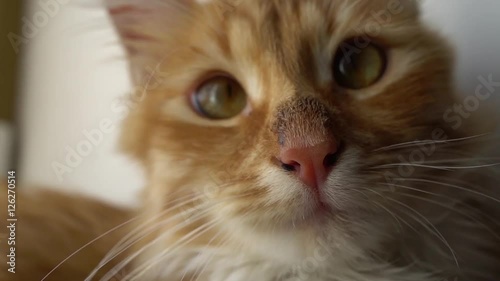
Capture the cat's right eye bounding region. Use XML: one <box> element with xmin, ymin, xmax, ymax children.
<box><xmin>191</xmin><ymin>76</ymin><xmax>248</xmax><ymax>120</ymax></box>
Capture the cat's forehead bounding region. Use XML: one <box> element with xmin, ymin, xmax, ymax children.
<box><xmin>200</xmin><ymin>0</ymin><xmax>419</xmax><ymax>34</ymax></box>
<box><xmin>215</xmin><ymin>0</ymin><xmax>419</xmax><ymax>59</ymax></box>
<box><xmin>182</xmin><ymin>0</ymin><xmax>420</xmax><ymax>101</ymax></box>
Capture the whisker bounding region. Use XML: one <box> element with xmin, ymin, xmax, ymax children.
<box><xmin>371</xmin><ymin>163</ymin><xmax>452</xmax><ymax>171</ymax></box>
<box><xmin>373</xmin><ymin>133</ymin><xmax>494</xmax><ymax>152</ymax></box>
<box><xmin>383</xmin><ymin>196</ymin><xmax>460</xmax><ymax>268</ymax></box>
<box><xmin>89</xmin><ymin>188</ymin><xmax>259</xmax><ymax>280</ymax></box>
<box><xmin>382</xmin><ymin>180</ymin><xmax>500</xmax><ymax>226</ymax></box>
<box><xmin>394</xmin><ymin>192</ymin><xmax>500</xmax><ymax>241</ymax></box>
<box><xmin>373</xmin><ymin>133</ymin><xmax>491</xmax><ymax>152</ymax></box>
<box><xmin>89</xmin><ymin>194</ymin><xmax>205</xmax><ymax>279</ymax></box>
<box><xmin>362</xmin><ymin>189</ymin><xmax>418</xmax><ymax>233</ymax></box>
<box><xmin>98</xmin><ymin>208</ymin><xmax>213</xmax><ymax>281</ymax></box>
<box><xmin>372</xmin><ymin>162</ymin><xmax>500</xmax><ymax>171</ymax></box>
<box><xmin>41</xmin><ymin>214</ymin><xmax>138</xmax><ymax>281</ymax></box>
<box><xmin>97</xmin><ymin>190</ymin><xmax>256</xmax><ymax>281</ymax></box>
<box><xmin>393</xmin><ymin>178</ymin><xmax>500</xmax><ymax>205</ymax></box>
<box><xmin>95</xmin><ymin>204</ymin><xmax>212</xmax><ymax>281</ymax></box>
<box><xmin>412</xmin><ymin>157</ymin><xmax>500</xmax><ymax>165</ymax></box>
<box><xmin>187</xmin><ymin>230</ymin><xmax>231</xmax><ymax>281</ymax></box>
<box><xmin>127</xmin><ymin>218</ymin><xmax>223</xmax><ymax>281</ymax></box>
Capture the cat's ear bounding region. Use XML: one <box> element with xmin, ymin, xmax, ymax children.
<box><xmin>105</xmin><ymin>0</ymin><xmax>196</xmax><ymax>78</ymax></box>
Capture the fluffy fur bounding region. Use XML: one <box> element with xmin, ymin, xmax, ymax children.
<box><xmin>2</xmin><ymin>0</ymin><xmax>500</xmax><ymax>280</ymax></box>
<box><xmin>0</xmin><ymin>188</ymin><xmax>130</xmax><ymax>281</ymax></box>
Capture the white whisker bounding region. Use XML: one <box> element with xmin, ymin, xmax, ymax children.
<box><xmin>373</xmin><ymin>134</ymin><xmax>490</xmax><ymax>152</ymax></box>
<box><xmin>97</xmin><ymin>206</ymin><xmax>215</xmax><ymax>281</ymax></box>
<box><xmin>373</xmin><ymin>162</ymin><xmax>500</xmax><ymax>170</ymax></box>
<box><xmin>86</xmin><ymin>194</ymin><xmax>205</xmax><ymax>280</ymax></box>
<box><xmin>394</xmin><ymin>178</ymin><xmax>500</xmax><ymax>205</ymax></box>
<box><xmin>40</xmin><ymin>215</ymin><xmax>138</xmax><ymax>281</ymax></box>
<box><xmin>127</xmin><ymin>218</ymin><xmax>223</xmax><ymax>281</ymax></box>
<box><xmin>384</xmin><ymin>197</ymin><xmax>460</xmax><ymax>268</ymax></box>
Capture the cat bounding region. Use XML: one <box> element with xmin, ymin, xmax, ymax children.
<box><xmin>2</xmin><ymin>0</ymin><xmax>500</xmax><ymax>280</ymax></box>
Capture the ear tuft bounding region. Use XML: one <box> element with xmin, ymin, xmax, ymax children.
<box><xmin>108</xmin><ymin>5</ymin><xmax>156</xmax><ymax>45</ymax></box>
<box><xmin>105</xmin><ymin>0</ymin><xmax>195</xmax><ymax>56</ymax></box>
<box><xmin>105</xmin><ymin>0</ymin><xmax>198</xmax><ymax>88</ymax></box>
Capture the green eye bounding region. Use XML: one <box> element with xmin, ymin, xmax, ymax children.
<box><xmin>191</xmin><ymin>76</ymin><xmax>247</xmax><ymax>120</ymax></box>
<box><xmin>333</xmin><ymin>39</ymin><xmax>387</xmax><ymax>89</ymax></box>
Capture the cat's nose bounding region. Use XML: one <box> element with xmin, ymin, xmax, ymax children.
<box><xmin>279</xmin><ymin>139</ymin><xmax>340</xmax><ymax>190</ymax></box>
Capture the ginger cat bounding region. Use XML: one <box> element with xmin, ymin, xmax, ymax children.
<box><xmin>2</xmin><ymin>0</ymin><xmax>500</xmax><ymax>280</ymax></box>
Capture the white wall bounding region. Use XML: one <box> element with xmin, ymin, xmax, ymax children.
<box><xmin>19</xmin><ymin>0</ymin><xmax>143</xmax><ymax>206</ymax></box>
<box><xmin>422</xmin><ymin>0</ymin><xmax>500</xmax><ymax>117</ymax></box>
<box><xmin>19</xmin><ymin>0</ymin><xmax>500</xmax><ymax>206</ymax></box>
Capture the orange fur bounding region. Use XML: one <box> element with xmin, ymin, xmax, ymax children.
<box><xmin>0</xmin><ymin>187</ymin><xmax>131</xmax><ymax>281</ymax></box>
<box><xmin>3</xmin><ymin>0</ymin><xmax>499</xmax><ymax>280</ymax></box>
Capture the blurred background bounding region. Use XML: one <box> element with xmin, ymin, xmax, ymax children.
<box><xmin>1</xmin><ymin>0</ymin><xmax>499</xmax><ymax>207</ymax></box>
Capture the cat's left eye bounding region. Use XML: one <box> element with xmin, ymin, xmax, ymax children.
<box><xmin>333</xmin><ymin>39</ymin><xmax>387</xmax><ymax>90</ymax></box>
<box><xmin>191</xmin><ymin>76</ymin><xmax>247</xmax><ymax>120</ymax></box>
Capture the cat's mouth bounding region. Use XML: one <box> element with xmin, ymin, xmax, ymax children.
<box><xmin>289</xmin><ymin>199</ymin><xmax>338</xmax><ymax>228</ymax></box>
<box><xmin>313</xmin><ymin>200</ymin><xmax>335</xmax><ymax>217</ymax></box>
<box><xmin>269</xmin><ymin>139</ymin><xmax>346</xmax><ymax>222</ymax></box>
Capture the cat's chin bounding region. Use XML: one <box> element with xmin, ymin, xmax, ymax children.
<box><xmin>222</xmin><ymin>211</ymin><xmax>362</xmax><ymax>269</ymax></box>
<box><xmin>282</xmin><ymin>200</ymin><xmax>340</xmax><ymax>230</ymax></box>
<box><xmin>234</xmin><ymin>203</ymin><xmax>342</xmax><ymax>242</ymax></box>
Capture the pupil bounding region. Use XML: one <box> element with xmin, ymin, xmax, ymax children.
<box><xmin>226</xmin><ymin>83</ymin><xmax>233</xmax><ymax>98</ymax></box>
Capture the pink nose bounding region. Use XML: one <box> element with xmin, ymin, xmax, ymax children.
<box><xmin>279</xmin><ymin>140</ymin><xmax>340</xmax><ymax>190</ymax></box>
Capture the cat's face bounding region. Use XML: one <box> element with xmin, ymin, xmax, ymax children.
<box><xmin>110</xmin><ymin>0</ymin><xmax>455</xmax><ymax>264</ymax></box>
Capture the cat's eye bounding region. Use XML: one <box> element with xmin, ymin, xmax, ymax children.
<box><xmin>333</xmin><ymin>39</ymin><xmax>387</xmax><ymax>89</ymax></box>
<box><xmin>191</xmin><ymin>76</ymin><xmax>247</xmax><ymax>120</ymax></box>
